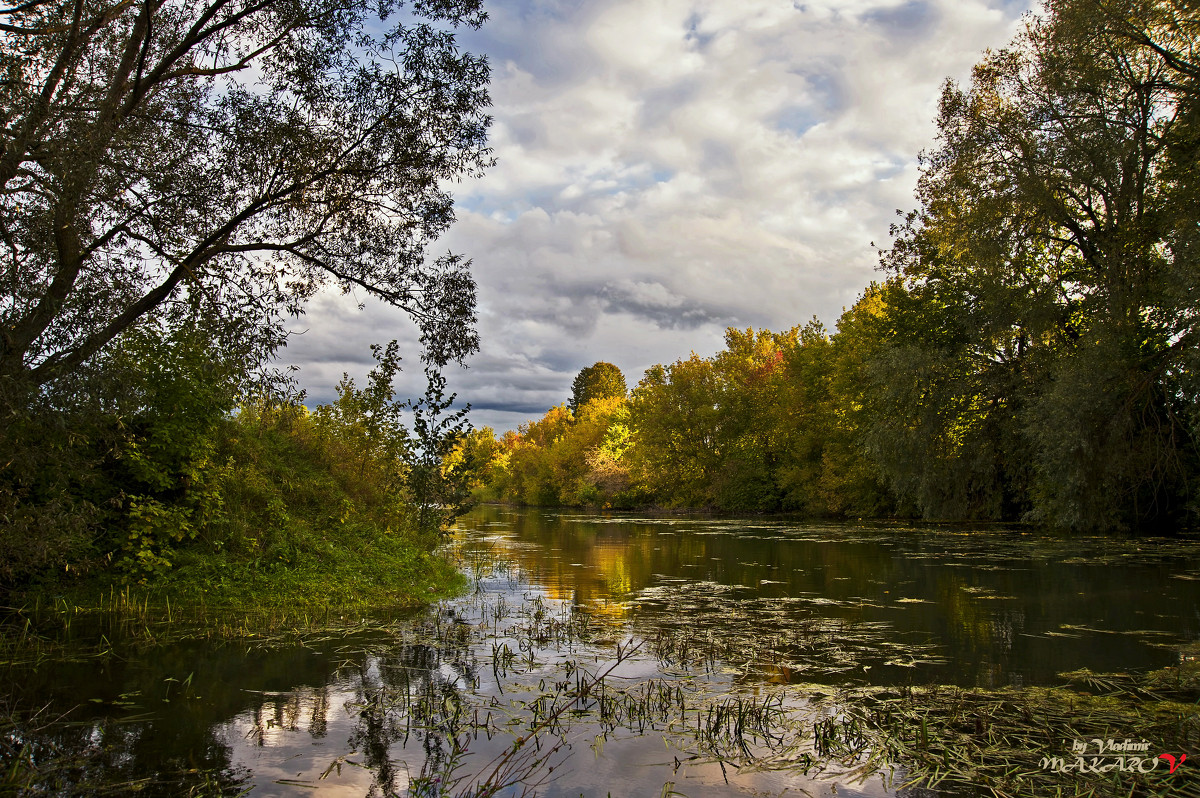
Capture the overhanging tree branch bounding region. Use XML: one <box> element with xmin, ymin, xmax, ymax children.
<box><xmin>0</xmin><ymin>0</ymin><xmax>491</xmax><ymax>388</ymax></box>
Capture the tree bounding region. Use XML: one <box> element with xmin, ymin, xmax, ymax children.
<box><xmin>883</xmin><ymin>0</ymin><xmax>1200</xmax><ymax>529</ymax></box>
<box><xmin>314</xmin><ymin>341</ymin><xmax>410</xmax><ymax>489</ymax></box>
<box><xmin>709</xmin><ymin>327</ymin><xmax>794</xmax><ymax>511</ymax></box>
<box><xmin>627</xmin><ymin>356</ymin><xmax>721</xmax><ymax>506</ymax></box>
<box><xmin>444</xmin><ymin>426</ymin><xmax>501</xmax><ymax>495</ymax></box>
<box><xmin>0</xmin><ymin>0</ymin><xmax>492</xmax><ymax>403</ymax></box>
<box><xmin>855</xmin><ymin>279</ymin><xmax>1029</xmax><ymax>521</ymax></box>
<box><xmin>403</xmin><ymin>362</ymin><xmax>473</xmax><ymax>540</ymax></box>
<box><xmin>0</xmin><ymin>315</ymin><xmax>248</xmax><ymax>582</ymax></box>
<box><xmin>504</xmin><ymin>405</ymin><xmax>572</xmax><ymax>505</ymax></box>
<box><xmin>816</xmin><ymin>296</ymin><xmax>898</xmax><ymax>517</ymax></box>
<box><xmin>568</xmin><ymin>362</ymin><xmax>626</xmax><ymax>415</ymax></box>
<box><xmin>768</xmin><ymin>316</ymin><xmax>890</xmax><ymax>517</ymax></box>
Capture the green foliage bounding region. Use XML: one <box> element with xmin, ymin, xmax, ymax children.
<box><xmin>775</xmin><ymin>312</ymin><xmax>893</xmax><ymax>517</ymax></box>
<box><xmin>158</xmin><ymin>401</ymin><xmax>462</xmax><ymax>608</ymax></box>
<box><xmin>590</xmin><ymin>399</ymin><xmax>635</xmax><ymax>500</ymax></box>
<box><xmin>568</xmin><ymin>362</ymin><xmax>627</xmax><ymax>415</ymax></box>
<box><xmin>0</xmin><ymin>316</ymin><xmax>250</xmax><ymax>585</ymax></box>
<box><xmin>404</xmin><ymin>363</ymin><xmax>476</xmax><ymax>540</ymax></box>
<box><xmin>1024</xmin><ymin>341</ymin><xmax>1189</xmax><ymax>530</ymax></box>
<box><xmin>562</xmin><ymin>397</ymin><xmax>634</xmax><ymax>505</ymax></box>
<box><xmin>0</xmin><ymin>0</ymin><xmax>494</xmax><ymax>588</ymax></box>
<box><xmin>0</xmin><ymin>0</ymin><xmax>490</xmax><ymax>396</ymax></box>
<box><xmin>500</xmin><ymin>405</ymin><xmax>574</xmax><ymax>506</ymax></box>
<box><xmin>1</xmin><ymin>327</ymin><xmax>470</xmax><ymax>607</ymax></box>
<box><xmin>878</xmin><ymin>0</ymin><xmax>1200</xmax><ymax>530</ymax></box>
<box><xmin>0</xmin><ymin>394</ymin><xmax>102</xmax><ymax>584</ymax></box>
<box><xmin>854</xmin><ymin>280</ymin><xmax>1031</xmax><ymax>521</ymax></box>
<box><xmin>100</xmin><ymin>323</ymin><xmax>243</xmax><ymax>576</ymax></box>
<box><xmin>480</xmin><ymin>397</ymin><xmax>637</xmax><ymax>508</ymax></box>
<box><xmin>706</xmin><ymin>329</ymin><xmax>790</xmax><ymax>511</ymax></box>
<box><xmin>312</xmin><ymin>341</ymin><xmax>411</xmax><ymax>494</ymax></box>
<box><xmin>446</xmin><ymin>427</ymin><xmax>504</xmax><ymax>499</ymax></box>
<box><xmin>627</xmin><ymin>356</ymin><xmax>723</xmax><ymax>507</ymax></box>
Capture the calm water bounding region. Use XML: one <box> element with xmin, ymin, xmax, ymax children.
<box><xmin>6</xmin><ymin>507</ymin><xmax>1200</xmax><ymax>797</ymax></box>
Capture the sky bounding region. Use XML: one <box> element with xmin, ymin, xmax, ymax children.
<box><xmin>284</xmin><ymin>0</ymin><xmax>1033</xmax><ymax>434</ymax></box>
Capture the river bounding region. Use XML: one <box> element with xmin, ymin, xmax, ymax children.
<box><xmin>5</xmin><ymin>506</ymin><xmax>1200</xmax><ymax>796</ymax></box>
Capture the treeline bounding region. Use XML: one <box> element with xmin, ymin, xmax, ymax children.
<box><xmin>459</xmin><ymin>308</ymin><xmax>899</xmax><ymax>518</ymax></box>
<box><xmin>466</xmin><ymin>278</ymin><xmax>1194</xmax><ymax>530</ymax></box>
<box><xmin>465</xmin><ymin>0</ymin><xmax>1200</xmax><ymax>533</ymax></box>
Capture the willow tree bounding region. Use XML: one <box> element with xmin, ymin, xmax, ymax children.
<box><xmin>0</xmin><ymin>0</ymin><xmax>492</xmax><ymax>399</ymax></box>
<box><xmin>882</xmin><ymin>0</ymin><xmax>1199</xmax><ymax>529</ymax></box>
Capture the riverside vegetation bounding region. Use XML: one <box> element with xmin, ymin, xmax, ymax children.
<box><xmin>0</xmin><ymin>338</ymin><xmax>476</xmax><ymax>792</ymax></box>
<box><xmin>0</xmin><ymin>0</ymin><xmax>492</xmax><ymax>593</ymax></box>
<box><xmin>1</xmin><ymin>332</ymin><xmax>471</xmax><ymax>605</ymax></box>
<box><xmin>0</xmin><ymin>0</ymin><xmax>495</xmax><ymax>785</ymax></box>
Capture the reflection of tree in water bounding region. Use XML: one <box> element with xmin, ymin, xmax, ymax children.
<box><xmin>1</xmin><ymin>603</ymin><xmax>488</xmax><ymax>797</ymax></box>
<box><xmin>2</xmin><ymin>704</ymin><xmax>249</xmax><ymax>796</ymax></box>
<box><xmin>309</xmin><ymin>686</ymin><xmax>330</xmax><ymax>739</ymax></box>
<box><xmin>348</xmin><ymin>606</ymin><xmax>480</xmax><ymax>797</ymax></box>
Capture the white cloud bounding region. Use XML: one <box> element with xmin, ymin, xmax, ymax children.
<box><xmin>286</xmin><ymin>0</ymin><xmax>1032</xmax><ymax>433</ymax></box>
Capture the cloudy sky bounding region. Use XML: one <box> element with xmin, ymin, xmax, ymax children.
<box><xmin>285</xmin><ymin>0</ymin><xmax>1032</xmax><ymax>434</ymax></box>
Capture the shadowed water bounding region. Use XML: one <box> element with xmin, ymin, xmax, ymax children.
<box><xmin>4</xmin><ymin>506</ymin><xmax>1199</xmax><ymax>796</ymax></box>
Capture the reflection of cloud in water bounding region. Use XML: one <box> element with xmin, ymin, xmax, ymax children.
<box><xmin>221</xmin><ymin>683</ymin><xmax>382</xmax><ymax>796</ymax></box>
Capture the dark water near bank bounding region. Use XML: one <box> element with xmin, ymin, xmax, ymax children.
<box><xmin>5</xmin><ymin>507</ymin><xmax>1200</xmax><ymax>796</ymax></box>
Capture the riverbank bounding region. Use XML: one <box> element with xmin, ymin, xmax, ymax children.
<box><xmin>5</xmin><ymin>525</ymin><xmax>465</xmax><ymax>638</ymax></box>
<box><xmin>3</xmin><ymin>387</ymin><xmax>472</xmax><ymax>625</ymax></box>
<box><xmin>0</xmin><ymin>527</ymin><xmax>466</xmax><ymax>796</ymax></box>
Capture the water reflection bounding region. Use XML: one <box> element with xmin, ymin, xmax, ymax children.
<box><xmin>4</xmin><ymin>507</ymin><xmax>1200</xmax><ymax>797</ymax></box>
<box><xmin>473</xmin><ymin>508</ymin><xmax>1200</xmax><ymax>688</ymax></box>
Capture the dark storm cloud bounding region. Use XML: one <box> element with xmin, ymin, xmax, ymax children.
<box><xmin>468</xmin><ymin>398</ymin><xmax>565</xmax><ymax>414</ymax></box>
<box><xmin>599</xmin><ymin>280</ymin><xmax>731</xmax><ymax>330</ymax></box>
